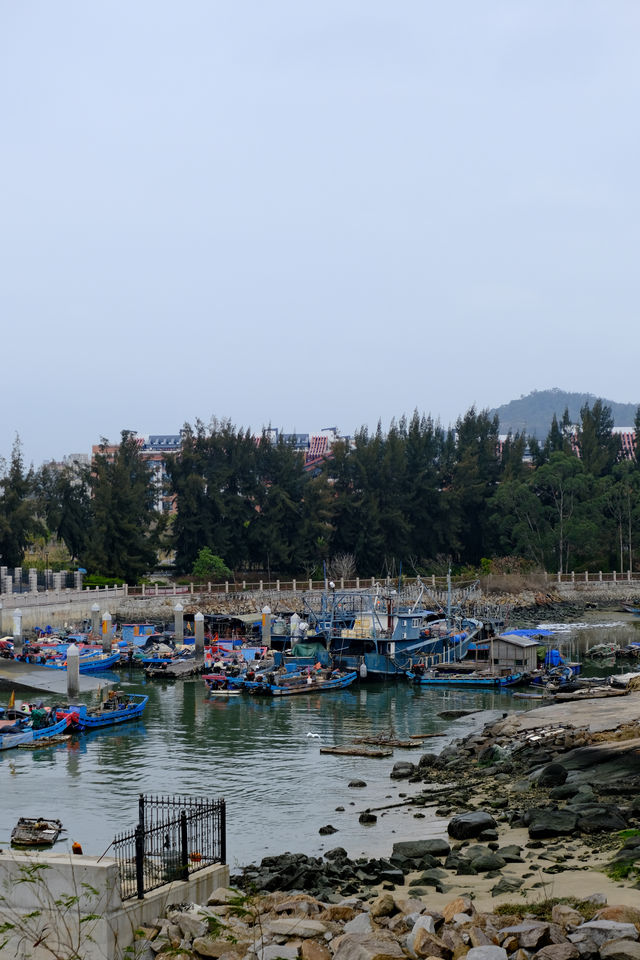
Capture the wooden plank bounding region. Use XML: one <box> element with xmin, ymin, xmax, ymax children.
<box><xmin>320</xmin><ymin>745</ymin><xmax>393</xmax><ymax>758</ymax></box>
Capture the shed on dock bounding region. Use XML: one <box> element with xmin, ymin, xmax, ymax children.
<box><xmin>490</xmin><ymin>634</ymin><xmax>539</xmax><ymax>674</ymax></box>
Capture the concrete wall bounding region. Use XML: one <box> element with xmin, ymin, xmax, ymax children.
<box><xmin>0</xmin><ymin>851</ymin><xmax>229</xmax><ymax>960</ymax></box>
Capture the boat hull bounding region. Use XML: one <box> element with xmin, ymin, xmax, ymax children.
<box><xmin>0</xmin><ymin>714</ymin><xmax>71</xmax><ymax>752</ymax></box>
<box><xmin>61</xmin><ymin>694</ymin><xmax>148</xmax><ymax>729</ymax></box>
<box><xmin>406</xmin><ymin>670</ymin><xmax>524</xmax><ymax>688</ymax></box>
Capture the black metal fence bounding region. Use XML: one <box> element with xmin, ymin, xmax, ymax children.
<box><xmin>112</xmin><ymin>794</ymin><xmax>226</xmax><ymax>900</ymax></box>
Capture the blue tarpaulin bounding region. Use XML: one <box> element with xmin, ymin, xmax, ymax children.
<box><xmin>502</xmin><ymin>628</ymin><xmax>555</xmax><ymax>638</ymax></box>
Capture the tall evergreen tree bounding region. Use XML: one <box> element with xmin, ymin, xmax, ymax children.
<box><xmin>82</xmin><ymin>432</ymin><xmax>160</xmax><ymax>581</ymax></box>
<box><xmin>0</xmin><ymin>437</ymin><xmax>44</xmax><ymax>567</ymax></box>
<box><xmin>576</xmin><ymin>399</ymin><xmax>620</xmax><ymax>477</ymax></box>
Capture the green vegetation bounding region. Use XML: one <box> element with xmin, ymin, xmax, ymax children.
<box><xmin>192</xmin><ymin>548</ymin><xmax>232</xmax><ymax>581</ymax></box>
<box><xmin>3</xmin><ymin>400</ymin><xmax>640</xmax><ymax>580</ymax></box>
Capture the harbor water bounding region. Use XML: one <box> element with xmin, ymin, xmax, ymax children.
<box><xmin>1</xmin><ymin>610</ymin><xmax>639</xmax><ymax>868</ymax></box>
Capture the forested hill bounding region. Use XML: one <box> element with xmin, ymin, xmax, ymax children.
<box><xmin>490</xmin><ymin>388</ymin><xmax>639</xmax><ymax>438</ymax></box>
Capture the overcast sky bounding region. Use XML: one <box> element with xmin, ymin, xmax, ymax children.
<box><xmin>2</xmin><ymin>2</ymin><xmax>639</xmax><ymax>467</ymax></box>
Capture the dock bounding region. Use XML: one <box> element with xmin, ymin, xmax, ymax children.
<box><xmin>0</xmin><ymin>660</ymin><xmax>115</xmax><ymax>697</ymax></box>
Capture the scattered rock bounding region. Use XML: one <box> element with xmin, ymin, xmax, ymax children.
<box><xmin>448</xmin><ymin>811</ymin><xmax>497</xmax><ymax>840</ymax></box>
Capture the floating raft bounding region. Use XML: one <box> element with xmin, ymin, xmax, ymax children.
<box><xmin>320</xmin><ymin>745</ymin><xmax>393</xmax><ymax>758</ymax></box>
<box><xmin>11</xmin><ymin>817</ymin><xmax>63</xmax><ymax>847</ymax></box>
<box><xmin>353</xmin><ymin>736</ymin><xmax>422</xmax><ymax>749</ymax></box>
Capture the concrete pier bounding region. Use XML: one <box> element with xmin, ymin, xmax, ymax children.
<box><xmin>0</xmin><ymin>659</ymin><xmax>115</xmax><ymax>696</ymax></box>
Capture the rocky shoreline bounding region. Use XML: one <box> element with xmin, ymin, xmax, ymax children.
<box><xmin>135</xmin><ymin>692</ymin><xmax>640</xmax><ymax>960</ymax></box>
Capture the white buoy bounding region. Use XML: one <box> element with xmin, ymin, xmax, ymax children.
<box><xmin>359</xmin><ymin>661</ymin><xmax>368</xmax><ymax>679</ymax></box>
<box><xmin>67</xmin><ymin>643</ymin><xmax>80</xmax><ymax>698</ymax></box>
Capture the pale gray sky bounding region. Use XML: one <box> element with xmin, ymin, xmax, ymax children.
<box><xmin>2</xmin><ymin>2</ymin><xmax>639</xmax><ymax>466</ymax></box>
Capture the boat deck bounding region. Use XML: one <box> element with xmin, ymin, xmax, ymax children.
<box><xmin>0</xmin><ymin>660</ymin><xmax>115</xmax><ymax>696</ymax></box>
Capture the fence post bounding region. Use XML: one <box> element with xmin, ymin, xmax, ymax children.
<box><xmin>613</xmin><ymin>570</ymin><xmax>617</xmax><ymax>582</ymax></box>
<box><xmin>628</xmin><ymin>569</ymin><xmax>632</xmax><ymax>582</ymax></box>
<box><xmin>585</xmin><ymin>571</ymin><xmax>588</xmax><ymax>582</ymax></box>
<box><xmin>571</xmin><ymin>571</ymin><xmax>575</xmax><ymax>583</ymax></box>
<box><xmin>599</xmin><ymin>571</ymin><xmax>602</xmax><ymax>581</ymax></box>
<box><xmin>180</xmin><ymin>810</ymin><xmax>189</xmax><ymax>881</ymax></box>
<box><xmin>135</xmin><ymin>824</ymin><xmax>145</xmax><ymax>900</ymax></box>
<box><xmin>220</xmin><ymin>799</ymin><xmax>226</xmax><ymax>864</ymax></box>
<box><xmin>557</xmin><ymin>572</ymin><xmax>561</xmax><ymax>583</ymax></box>
<box><xmin>292</xmin><ymin>579</ymin><xmax>296</xmax><ymax>592</ymax></box>
<box><xmin>309</xmin><ymin>579</ymin><xmax>312</xmax><ymax>590</ymax></box>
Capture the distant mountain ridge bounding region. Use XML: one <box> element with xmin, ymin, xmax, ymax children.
<box><xmin>489</xmin><ymin>388</ymin><xmax>639</xmax><ymax>439</ymax></box>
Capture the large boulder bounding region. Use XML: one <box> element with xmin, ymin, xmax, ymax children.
<box><xmin>447</xmin><ymin>811</ymin><xmax>497</xmax><ymax>840</ymax></box>
<box><xmin>391</xmin><ymin>839</ymin><xmax>451</xmax><ymax>864</ymax></box>
<box><xmin>390</xmin><ymin>761</ymin><xmax>416</xmax><ymax>780</ymax></box>
<box><xmin>538</xmin><ymin>763</ymin><xmax>568</xmax><ymax>787</ymax></box>
<box><xmin>527</xmin><ymin>808</ymin><xmax>578</xmax><ymax>839</ymax></box>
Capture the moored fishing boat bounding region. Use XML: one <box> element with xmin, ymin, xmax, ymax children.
<box><xmin>203</xmin><ymin>674</ymin><xmax>241</xmax><ymax>696</ymax></box>
<box><xmin>42</xmin><ymin>650</ymin><xmax>121</xmax><ymax>673</ymax></box>
<box><xmin>273</xmin><ymin>580</ymin><xmax>488</xmax><ymax>678</ymax></box>
<box><xmin>0</xmin><ymin>708</ymin><xmax>72</xmax><ymax>752</ymax></box>
<box><xmin>57</xmin><ymin>692</ymin><xmax>148</xmax><ymax>729</ymax></box>
<box><xmin>253</xmin><ymin>668</ymin><xmax>358</xmax><ymax>696</ymax></box>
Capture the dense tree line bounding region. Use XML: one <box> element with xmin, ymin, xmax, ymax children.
<box><xmin>1</xmin><ymin>401</ymin><xmax>640</xmax><ymax>580</ymax></box>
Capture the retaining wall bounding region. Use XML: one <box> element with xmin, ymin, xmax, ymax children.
<box><xmin>0</xmin><ymin>851</ymin><xmax>229</xmax><ymax>960</ymax></box>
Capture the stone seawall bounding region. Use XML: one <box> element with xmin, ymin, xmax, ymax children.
<box><xmin>3</xmin><ymin>578</ymin><xmax>640</xmax><ymax>633</ymax></box>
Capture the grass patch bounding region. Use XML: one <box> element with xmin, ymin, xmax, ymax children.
<box><xmin>604</xmin><ymin>860</ymin><xmax>637</xmax><ymax>881</ymax></box>
<box><xmin>618</xmin><ymin>829</ymin><xmax>640</xmax><ymax>842</ymax></box>
<box><xmin>493</xmin><ymin>898</ymin><xmax>600</xmax><ymax>922</ymax></box>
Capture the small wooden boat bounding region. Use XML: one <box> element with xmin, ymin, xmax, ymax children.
<box><xmin>11</xmin><ymin>817</ymin><xmax>63</xmax><ymax>847</ymax></box>
<box><xmin>203</xmin><ymin>674</ymin><xmax>241</xmax><ymax>695</ymax></box>
<box><xmin>58</xmin><ymin>692</ymin><xmax>148</xmax><ymax>729</ymax></box>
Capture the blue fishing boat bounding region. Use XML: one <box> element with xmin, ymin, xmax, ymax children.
<box><xmin>57</xmin><ymin>692</ymin><xmax>148</xmax><ymax>729</ymax></box>
<box><xmin>0</xmin><ymin>708</ymin><xmax>71</xmax><ymax>752</ymax></box>
<box><xmin>42</xmin><ymin>651</ymin><xmax>121</xmax><ymax>673</ymax></box>
<box><xmin>255</xmin><ymin>669</ymin><xmax>358</xmax><ymax>696</ymax></box>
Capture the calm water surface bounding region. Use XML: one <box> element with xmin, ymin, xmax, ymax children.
<box><xmin>1</xmin><ymin>610</ymin><xmax>639</xmax><ymax>868</ymax></box>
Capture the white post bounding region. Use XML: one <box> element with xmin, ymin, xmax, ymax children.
<box><xmin>262</xmin><ymin>605</ymin><xmax>272</xmax><ymax>650</ymax></box>
<box><xmin>174</xmin><ymin>602</ymin><xmax>184</xmax><ymax>643</ymax></box>
<box><xmin>91</xmin><ymin>603</ymin><xmax>100</xmax><ymax>638</ymax></box>
<box><xmin>12</xmin><ymin>608</ymin><xmax>23</xmax><ymax>654</ymax></box>
<box><xmin>101</xmin><ymin>612</ymin><xmax>112</xmax><ymax>653</ymax></box>
<box><xmin>67</xmin><ymin>643</ymin><xmax>80</xmax><ymax>699</ymax></box>
<box><xmin>194</xmin><ymin>611</ymin><xmax>205</xmax><ymax>664</ymax></box>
